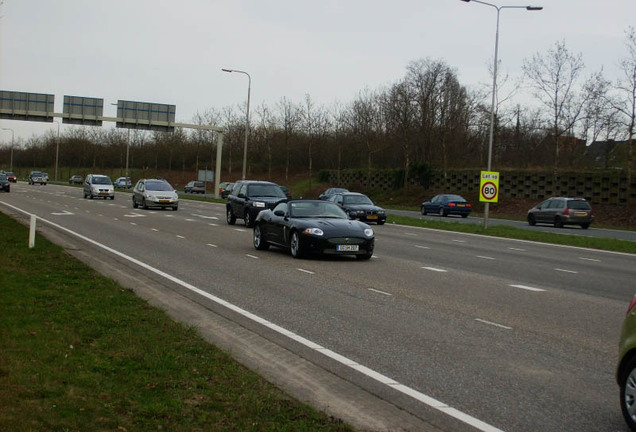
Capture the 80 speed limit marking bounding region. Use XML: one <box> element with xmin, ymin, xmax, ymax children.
<box><xmin>481</xmin><ymin>182</ymin><xmax>497</xmax><ymax>200</ymax></box>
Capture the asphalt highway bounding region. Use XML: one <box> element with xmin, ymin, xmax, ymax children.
<box><xmin>2</xmin><ymin>183</ymin><xmax>635</xmax><ymax>432</ymax></box>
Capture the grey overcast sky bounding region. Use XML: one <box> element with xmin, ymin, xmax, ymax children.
<box><xmin>1</xmin><ymin>0</ymin><xmax>635</xmax><ymax>142</ymax></box>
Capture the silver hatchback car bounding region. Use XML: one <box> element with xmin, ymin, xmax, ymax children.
<box><xmin>527</xmin><ymin>197</ymin><xmax>594</xmax><ymax>229</ymax></box>
<box><xmin>83</xmin><ymin>174</ymin><xmax>115</xmax><ymax>200</ymax></box>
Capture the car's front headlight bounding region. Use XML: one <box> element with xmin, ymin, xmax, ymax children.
<box><xmin>302</xmin><ymin>228</ymin><xmax>324</xmax><ymax>236</ymax></box>
<box><xmin>378</xmin><ymin>210</ymin><xmax>385</xmax><ymax>215</ymax></box>
<box><xmin>253</xmin><ymin>201</ymin><xmax>266</xmax><ymax>208</ymax></box>
<box><xmin>364</xmin><ymin>228</ymin><xmax>374</xmax><ymax>237</ymax></box>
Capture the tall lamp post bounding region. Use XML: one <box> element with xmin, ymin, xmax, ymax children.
<box><xmin>222</xmin><ymin>68</ymin><xmax>251</xmax><ymax>180</ymax></box>
<box><xmin>1</xmin><ymin>128</ymin><xmax>14</xmax><ymax>171</ymax></box>
<box><xmin>54</xmin><ymin>121</ymin><xmax>60</xmax><ymax>182</ymax></box>
<box><xmin>460</xmin><ymin>0</ymin><xmax>542</xmax><ymax>228</ymax></box>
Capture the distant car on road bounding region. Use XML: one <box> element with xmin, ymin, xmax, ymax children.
<box><xmin>5</xmin><ymin>171</ymin><xmax>16</xmax><ymax>183</ymax></box>
<box><xmin>220</xmin><ymin>182</ymin><xmax>234</xmax><ymax>199</ymax></box>
<box><xmin>421</xmin><ymin>194</ymin><xmax>472</xmax><ymax>218</ymax></box>
<box><xmin>184</xmin><ymin>180</ymin><xmax>206</xmax><ymax>194</ymax></box>
<box><xmin>132</xmin><ymin>178</ymin><xmax>179</xmax><ymax>210</ymax></box>
<box><xmin>253</xmin><ymin>200</ymin><xmax>375</xmax><ymax>260</ymax></box>
<box><xmin>617</xmin><ymin>294</ymin><xmax>636</xmax><ymax>431</ymax></box>
<box><xmin>83</xmin><ymin>174</ymin><xmax>114</xmax><ymax>200</ymax></box>
<box><xmin>329</xmin><ymin>192</ymin><xmax>386</xmax><ymax>225</ymax></box>
<box><xmin>318</xmin><ymin>187</ymin><xmax>349</xmax><ymax>200</ymax></box>
<box><xmin>0</xmin><ymin>173</ymin><xmax>10</xmax><ymax>192</ymax></box>
<box><xmin>114</xmin><ymin>176</ymin><xmax>132</xmax><ymax>189</ymax></box>
<box><xmin>69</xmin><ymin>175</ymin><xmax>83</xmax><ymax>184</ymax></box>
<box><xmin>28</xmin><ymin>171</ymin><xmax>47</xmax><ymax>185</ymax></box>
<box><xmin>527</xmin><ymin>197</ymin><xmax>594</xmax><ymax>229</ymax></box>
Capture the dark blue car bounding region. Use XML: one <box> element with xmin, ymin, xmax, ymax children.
<box><xmin>421</xmin><ymin>194</ymin><xmax>471</xmax><ymax>218</ymax></box>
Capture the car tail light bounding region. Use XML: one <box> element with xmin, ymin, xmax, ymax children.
<box><xmin>563</xmin><ymin>207</ymin><xmax>570</xmax><ymax>216</ymax></box>
<box><xmin>466</xmin><ymin>203</ymin><xmax>472</xmax><ymax>208</ymax></box>
<box><xmin>627</xmin><ymin>294</ymin><xmax>636</xmax><ymax>315</ymax></box>
<box><xmin>448</xmin><ymin>203</ymin><xmax>456</xmax><ymax>207</ymax></box>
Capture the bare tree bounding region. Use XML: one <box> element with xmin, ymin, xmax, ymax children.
<box><xmin>523</xmin><ymin>40</ymin><xmax>586</xmax><ymax>173</ymax></box>
<box><xmin>382</xmin><ymin>80</ymin><xmax>416</xmax><ymax>188</ymax></box>
<box><xmin>612</xmin><ymin>27</ymin><xmax>636</xmax><ymax>201</ymax></box>
<box><xmin>277</xmin><ymin>97</ymin><xmax>302</xmax><ymax>182</ymax></box>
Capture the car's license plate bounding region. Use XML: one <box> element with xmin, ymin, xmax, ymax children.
<box><xmin>367</xmin><ymin>215</ymin><xmax>378</xmax><ymax>220</ymax></box>
<box><xmin>159</xmin><ymin>199</ymin><xmax>170</xmax><ymax>203</ymax></box>
<box><xmin>457</xmin><ymin>204</ymin><xmax>465</xmax><ymax>207</ymax></box>
<box><xmin>576</xmin><ymin>212</ymin><xmax>587</xmax><ymax>217</ymax></box>
<box><xmin>337</xmin><ymin>245</ymin><xmax>359</xmax><ymax>252</ymax></box>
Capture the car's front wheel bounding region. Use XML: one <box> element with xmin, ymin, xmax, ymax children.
<box><xmin>528</xmin><ymin>214</ymin><xmax>536</xmax><ymax>226</ymax></box>
<box><xmin>244</xmin><ymin>210</ymin><xmax>254</xmax><ymax>228</ymax></box>
<box><xmin>620</xmin><ymin>356</ymin><xmax>636</xmax><ymax>431</ymax></box>
<box><xmin>421</xmin><ymin>206</ymin><xmax>427</xmax><ymax>216</ymax></box>
<box><xmin>132</xmin><ymin>197</ymin><xmax>138</xmax><ymax>208</ymax></box>
<box><xmin>290</xmin><ymin>231</ymin><xmax>304</xmax><ymax>258</ymax></box>
<box><xmin>253</xmin><ymin>224</ymin><xmax>270</xmax><ymax>250</ymax></box>
<box><xmin>439</xmin><ymin>207</ymin><xmax>446</xmax><ymax>217</ymax></box>
<box><xmin>226</xmin><ymin>207</ymin><xmax>236</xmax><ymax>225</ymax></box>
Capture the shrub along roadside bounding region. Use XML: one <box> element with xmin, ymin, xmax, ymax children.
<box><xmin>0</xmin><ymin>212</ymin><xmax>351</xmax><ymax>432</ymax></box>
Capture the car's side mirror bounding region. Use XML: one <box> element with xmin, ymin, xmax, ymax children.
<box><xmin>274</xmin><ymin>210</ymin><xmax>285</xmax><ymax>217</ymax></box>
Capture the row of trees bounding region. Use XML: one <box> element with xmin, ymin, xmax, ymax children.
<box><xmin>2</xmin><ymin>31</ymin><xmax>635</xmax><ymax>190</ymax></box>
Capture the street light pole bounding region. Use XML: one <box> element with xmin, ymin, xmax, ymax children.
<box><xmin>460</xmin><ymin>0</ymin><xmax>542</xmax><ymax>228</ymax></box>
<box><xmin>54</xmin><ymin>121</ymin><xmax>60</xmax><ymax>182</ymax></box>
<box><xmin>222</xmin><ymin>68</ymin><xmax>251</xmax><ymax>180</ymax></box>
<box><xmin>1</xmin><ymin>128</ymin><xmax>14</xmax><ymax>171</ymax></box>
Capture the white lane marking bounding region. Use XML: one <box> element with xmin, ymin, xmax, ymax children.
<box><xmin>297</xmin><ymin>268</ymin><xmax>315</xmax><ymax>275</ymax></box>
<box><xmin>234</xmin><ymin>228</ymin><xmax>247</xmax><ymax>232</ymax></box>
<box><xmin>555</xmin><ymin>268</ymin><xmax>578</xmax><ymax>274</ymax></box>
<box><xmin>246</xmin><ymin>254</ymin><xmax>259</xmax><ymax>259</ymax></box>
<box><xmin>207</xmin><ymin>243</ymin><xmax>218</xmax><ymax>248</ymax></box>
<box><xmin>404</xmin><ymin>233</ymin><xmax>418</xmax><ymax>237</ymax></box>
<box><xmin>475</xmin><ymin>319</ymin><xmax>512</xmax><ymax>330</ymax></box>
<box><xmin>421</xmin><ymin>267</ymin><xmax>447</xmax><ymax>272</ymax></box>
<box><xmin>509</xmin><ymin>284</ymin><xmax>545</xmax><ymax>292</ymax></box>
<box><xmin>130</xmin><ymin>222</ymin><xmax>137</xmax><ymax>226</ymax></box>
<box><xmin>51</xmin><ymin>210</ymin><xmax>74</xmax><ymax>216</ymax></box>
<box><xmin>176</xmin><ymin>235</ymin><xmax>185</xmax><ymax>239</ymax></box>
<box><xmin>476</xmin><ymin>256</ymin><xmax>495</xmax><ymax>260</ymax></box>
<box><xmin>124</xmin><ymin>213</ymin><xmax>146</xmax><ymax>218</ymax></box>
<box><xmin>185</xmin><ymin>218</ymin><xmax>196</xmax><ymax>222</ymax></box>
<box><xmin>368</xmin><ymin>288</ymin><xmax>392</xmax><ymax>296</ymax></box>
<box><xmin>508</xmin><ymin>247</ymin><xmax>526</xmax><ymax>251</ymax></box>
<box><xmin>151</xmin><ymin>228</ymin><xmax>159</xmax><ymax>232</ymax></box>
<box><xmin>414</xmin><ymin>245</ymin><xmax>430</xmax><ymax>249</ymax></box>
<box><xmin>192</xmin><ymin>214</ymin><xmax>219</xmax><ymax>220</ymax></box>
<box><xmin>579</xmin><ymin>257</ymin><xmax>601</xmax><ymax>262</ymax></box>
<box><xmin>1</xmin><ymin>201</ymin><xmax>504</xmax><ymax>432</ymax></box>
<box><xmin>208</xmin><ymin>223</ymin><xmax>218</xmax><ymax>227</ymax></box>
<box><xmin>452</xmin><ymin>239</ymin><xmax>466</xmax><ymax>243</ymax></box>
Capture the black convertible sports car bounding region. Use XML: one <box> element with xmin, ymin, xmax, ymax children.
<box><xmin>253</xmin><ymin>200</ymin><xmax>375</xmax><ymax>260</ymax></box>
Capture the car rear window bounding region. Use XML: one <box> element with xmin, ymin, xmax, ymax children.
<box><xmin>567</xmin><ymin>200</ymin><xmax>591</xmax><ymax>210</ymax></box>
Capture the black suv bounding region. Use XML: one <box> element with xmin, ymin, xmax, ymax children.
<box><xmin>226</xmin><ymin>180</ymin><xmax>288</xmax><ymax>227</ymax></box>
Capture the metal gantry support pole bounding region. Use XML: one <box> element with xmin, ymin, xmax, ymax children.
<box><xmin>222</xmin><ymin>68</ymin><xmax>251</xmax><ymax>180</ymax></box>
<box><xmin>1</xmin><ymin>128</ymin><xmax>14</xmax><ymax>171</ymax></box>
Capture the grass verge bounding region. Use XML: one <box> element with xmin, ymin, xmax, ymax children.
<box><xmin>386</xmin><ymin>214</ymin><xmax>636</xmax><ymax>254</ymax></box>
<box><xmin>0</xmin><ymin>211</ymin><xmax>352</xmax><ymax>432</ymax></box>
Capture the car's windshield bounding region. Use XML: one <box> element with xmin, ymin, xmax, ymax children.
<box><xmin>567</xmin><ymin>200</ymin><xmax>591</xmax><ymax>210</ymax></box>
<box><xmin>92</xmin><ymin>176</ymin><xmax>112</xmax><ymax>185</ymax></box>
<box><xmin>290</xmin><ymin>201</ymin><xmax>348</xmax><ymax>219</ymax></box>
<box><xmin>146</xmin><ymin>181</ymin><xmax>173</xmax><ymax>191</ymax></box>
<box><xmin>6</xmin><ymin>172</ymin><xmax>14</xmax><ymax>176</ymax></box>
<box><xmin>343</xmin><ymin>195</ymin><xmax>373</xmax><ymax>205</ymax></box>
<box><xmin>248</xmin><ymin>184</ymin><xmax>286</xmax><ymax>198</ymax></box>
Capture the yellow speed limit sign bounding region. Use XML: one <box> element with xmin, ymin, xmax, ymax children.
<box><xmin>480</xmin><ymin>171</ymin><xmax>499</xmax><ymax>203</ymax></box>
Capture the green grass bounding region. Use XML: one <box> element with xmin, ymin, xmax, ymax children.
<box><xmin>386</xmin><ymin>214</ymin><xmax>636</xmax><ymax>254</ymax></box>
<box><xmin>0</xmin><ymin>212</ymin><xmax>352</xmax><ymax>432</ymax></box>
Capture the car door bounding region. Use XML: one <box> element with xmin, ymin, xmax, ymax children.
<box><xmin>133</xmin><ymin>180</ymin><xmax>145</xmax><ymax>205</ymax></box>
<box><xmin>268</xmin><ymin>202</ymin><xmax>289</xmax><ymax>245</ymax></box>
<box><xmin>535</xmin><ymin>199</ymin><xmax>554</xmax><ymax>223</ymax></box>
<box><xmin>233</xmin><ymin>183</ymin><xmax>248</xmax><ymax>218</ymax></box>
<box><xmin>427</xmin><ymin>195</ymin><xmax>440</xmax><ymax>213</ymax></box>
